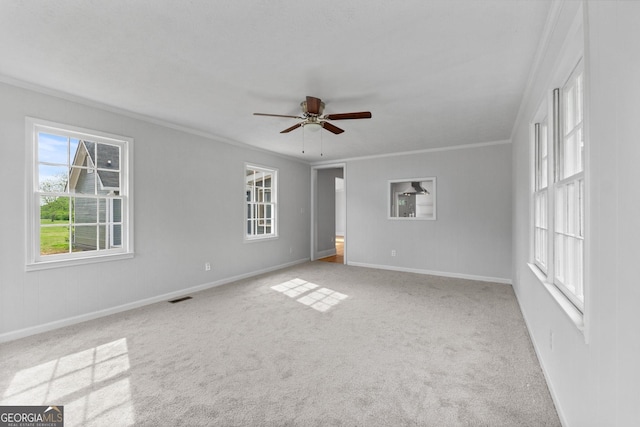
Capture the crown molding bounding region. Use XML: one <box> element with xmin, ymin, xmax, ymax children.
<box><xmin>0</xmin><ymin>74</ymin><xmax>309</xmax><ymax>165</ymax></box>
<box><xmin>510</xmin><ymin>0</ymin><xmax>565</xmax><ymax>140</ymax></box>
<box><xmin>311</xmin><ymin>139</ymin><xmax>511</xmax><ymax>166</ymax></box>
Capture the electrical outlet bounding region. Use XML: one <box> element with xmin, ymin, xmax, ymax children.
<box><xmin>205</xmin><ymin>262</ymin><xmax>211</xmax><ymax>271</ymax></box>
<box><xmin>289</xmin><ymin>247</ymin><xmax>293</xmax><ymax>254</ymax></box>
<box><xmin>391</xmin><ymin>249</ymin><xmax>396</xmax><ymax>257</ymax></box>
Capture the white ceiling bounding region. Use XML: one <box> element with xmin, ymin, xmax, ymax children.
<box><xmin>0</xmin><ymin>0</ymin><xmax>551</xmax><ymax>163</ymax></box>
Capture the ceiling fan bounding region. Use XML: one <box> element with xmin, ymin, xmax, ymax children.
<box><xmin>253</xmin><ymin>96</ymin><xmax>372</xmax><ymax>134</ymax></box>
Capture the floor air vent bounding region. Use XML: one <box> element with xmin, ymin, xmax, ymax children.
<box><xmin>168</xmin><ymin>296</ymin><xmax>192</xmax><ymax>304</ymax></box>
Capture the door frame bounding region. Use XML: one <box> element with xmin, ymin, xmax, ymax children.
<box><xmin>310</xmin><ymin>163</ymin><xmax>347</xmax><ymax>263</ymax></box>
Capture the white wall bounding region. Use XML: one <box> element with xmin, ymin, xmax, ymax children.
<box><xmin>511</xmin><ymin>1</ymin><xmax>640</xmax><ymax>425</ymax></box>
<box><xmin>0</xmin><ymin>82</ymin><xmax>310</xmax><ymax>341</ymax></box>
<box><xmin>345</xmin><ymin>142</ymin><xmax>512</xmax><ymax>283</ymax></box>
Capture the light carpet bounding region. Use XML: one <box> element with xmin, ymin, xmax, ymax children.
<box><xmin>0</xmin><ymin>262</ymin><xmax>560</xmax><ymax>426</ymax></box>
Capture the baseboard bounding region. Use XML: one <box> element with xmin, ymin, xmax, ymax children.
<box><xmin>316</xmin><ymin>248</ymin><xmax>337</xmax><ymax>259</ymax></box>
<box><xmin>347</xmin><ymin>261</ymin><xmax>512</xmax><ymax>285</ymax></box>
<box><xmin>512</xmin><ymin>278</ymin><xmax>568</xmax><ymax>427</ymax></box>
<box><xmin>0</xmin><ymin>257</ymin><xmax>309</xmax><ymax>343</ymax></box>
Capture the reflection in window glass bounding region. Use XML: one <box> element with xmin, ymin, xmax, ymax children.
<box><xmin>245</xmin><ymin>165</ymin><xmax>277</xmax><ymax>239</ymax></box>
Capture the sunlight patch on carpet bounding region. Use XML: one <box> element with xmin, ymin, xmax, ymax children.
<box><xmin>270</xmin><ymin>278</ymin><xmax>348</xmax><ymax>312</ymax></box>
<box><xmin>1</xmin><ymin>338</ymin><xmax>135</xmax><ymax>426</ymax></box>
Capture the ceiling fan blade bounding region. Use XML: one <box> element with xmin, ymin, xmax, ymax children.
<box><xmin>306</xmin><ymin>96</ymin><xmax>322</xmax><ymax>115</ymax></box>
<box><xmin>322</xmin><ymin>122</ymin><xmax>344</xmax><ymax>134</ymax></box>
<box><xmin>324</xmin><ymin>111</ymin><xmax>372</xmax><ymax>120</ymax></box>
<box><xmin>254</xmin><ymin>113</ymin><xmax>302</xmax><ymax>119</ymax></box>
<box><xmin>280</xmin><ymin>122</ymin><xmax>303</xmax><ymax>133</ymax></box>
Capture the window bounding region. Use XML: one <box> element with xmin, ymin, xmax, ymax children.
<box><xmin>533</xmin><ymin>119</ymin><xmax>549</xmax><ymax>272</ymax></box>
<box><xmin>532</xmin><ymin>58</ymin><xmax>585</xmax><ymax>312</ymax></box>
<box><xmin>26</xmin><ymin>118</ymin><xmax>133</xmax><ymax>269</ymax></box>
<box><xmin>553</xmin><ymin>60</ymin><xmax>585</xmax><ymax>311</ymax></box>
<box><xmin>245</xmin><ymin>164</ymin><xmax>277</xmax><ymax>240</ymax></box>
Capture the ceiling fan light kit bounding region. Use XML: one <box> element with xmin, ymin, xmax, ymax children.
<box><xmin>254</xmin><ymin>95</ymin><xmax>372</xmax><ymax>136</ymax></box>
<box><xmin>303</xmin><ymin>122</ymin><xmax>323</xmax><ymax>132</ymax></box>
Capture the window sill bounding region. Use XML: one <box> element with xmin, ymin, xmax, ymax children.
<box><xmin>244</xmin><ymin>235</ymin><xmax>279</xmax><ymax>243</ymax></box>
<box><xmin>387</xmin><ymin>217</ymin><xmax>437</xmax><ymax>221</ymax></box>
<box><xmin>527</xmin><ymin>263</ymin><xmax>584</xmax><ymax>334</ymax></box>
<box><xmin>26</xmin><ymin>252</ymin><xmax>134</xmax><ymax>272</ymax></box>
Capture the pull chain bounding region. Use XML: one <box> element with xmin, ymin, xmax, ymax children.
<box><xmin>320</xmin><ymin>127</ymin><xmax>323</xmax><ymax>157</ymax></box>
<box><xmin>302</xmin><ymin>125</ymin><xmax>305</xmax><ymax>154</ymax></box>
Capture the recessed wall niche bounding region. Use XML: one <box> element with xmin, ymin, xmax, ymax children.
<box><xmin>389</xmin><ymin>178</ymin><xmax>436</xmax><ymax>220</ymax></box>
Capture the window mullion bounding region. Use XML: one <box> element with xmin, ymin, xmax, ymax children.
<box><xmin>556</xmin><ymin>171</ymin><xmax>584</xmax><ymax>187</ymax></box>
<box><xmin>67</xmin><ymin>196</ymin><xmax>72</xmax><ymax>254</ymax></box>
<box><xmin>547</xmin><ymin>90</ymin><xmax>558</xmax><ymax>283</ymax></box>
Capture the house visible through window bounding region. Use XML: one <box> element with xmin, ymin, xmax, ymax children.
<box><xmin>27</xmin><ymin>118</ymin><xmax>133</xmax><ymax>269</ymax></box>
<box><xmin>245</xmin><ymin>164</ymin><xmax>277</xmax><ymax>240</ymax></box>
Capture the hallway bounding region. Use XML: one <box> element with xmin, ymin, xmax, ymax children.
<box><xmin>318</xmin><ymin>236</ymin><xmax>344</xmax><ymax>264</ymax></box>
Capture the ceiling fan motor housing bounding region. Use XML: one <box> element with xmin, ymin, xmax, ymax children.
<box><xmin>301</xmin><ymin>100</ymin><xmax>325</xmax><ymax>117</ymax></box>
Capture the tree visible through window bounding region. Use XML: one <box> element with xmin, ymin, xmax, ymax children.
<box><xmin>245</xmin><ymin>165</ymin><xmax>277</xmax><ymax>240</ymax></box>
<box><xmin>27</xmin><ymin>118</ymin><xmax>132</xmax><ymax>268</ymax></box>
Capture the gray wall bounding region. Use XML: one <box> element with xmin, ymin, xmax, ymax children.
<box><xmin>0</xmin><ymin>82</ymin><xmax>310</xmax><ymax>340</ymax></box>
<box><xmin>511</xmin><ymin>2</ymin><xmax>640</xmax><ymax>425</ymax></box>
<box><xmin>345</xmin><ymin>142</ymin><xmax>512</xmax><ymax>282</ymax></box>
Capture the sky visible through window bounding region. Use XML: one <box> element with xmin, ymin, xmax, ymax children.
<box><xmin>37</xmin><ymin>132</ymin><xmax>78</xmax><ymax>193</ymax></box>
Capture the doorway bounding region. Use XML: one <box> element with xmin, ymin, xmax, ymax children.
<box><xmin>318</xmin><ymin>235</ymin><xmax>344</xmax><ymax>264</ymax></box>
<box><xmin>311</xmin><ymin>164</ymin><xmax>346</xmax><ymax>264</ymax></box>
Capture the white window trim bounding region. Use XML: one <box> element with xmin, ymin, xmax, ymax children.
<box><xmin>531</xmin><ymin>69</ymin><xmax>585</xmax><ymax>313</ymax></box>
<box><xmin>25</xmin><ymin>117</ymin><xmax>134</xmax><ymax>271</ymax></box>
<box><xmin>244</xmin><ymin>163</ymin><xmax>278</xmax><ymax>242</ymax></box>
<box><xmin>528</xmin><ymin>263</ymin><xmax>584</xmax><ymax>332</ymax></box>
<box><xmin>529</xmin><ymin>89</ymin><xmax>586</xmax><ymax>333</ymax></box>
<box><xmin>552</xmin><ymin>59</ymin><xmax>585</xmax><ymax>312</ymax></box>
<box><xmin>529</xmin><ymin>7</ymin><xmax>588</xmax><ymax>336</ymax></box>
<box><xmin>533</xmin><ymin>120</ymin><xmax>549</xmax><ymax>274</ymax></box>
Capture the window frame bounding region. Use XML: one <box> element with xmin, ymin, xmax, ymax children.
<box><xmin>530</xmin><ymin>57</ymin><xmax>586</xmax><ymax>314</ymax></box>
<box><xmin>552</xmin><ymin>59</ymin><xmax>585</xmax><ymax>312</ymax></box>
<box><xmin>533</xmin><ymin>119</ymin><xmax>549</xmax><ymax>273</ymax></box>
<box><xmin>244</xmin><ymin>163</ymin><xmax>278</xmax><ymax>242</ymax></box>
<box><xmin>26</xmin><ymin>117</ymin><xmax>134</xmax><ymax>271</ymax></box>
